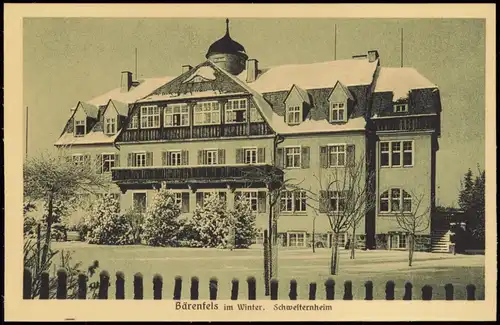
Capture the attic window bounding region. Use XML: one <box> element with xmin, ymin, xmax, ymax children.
<box><xmin>105</xmin><ymin>117</ymin><xmax>116</xmax><ymax>135</ymax></box>
<box><xmin>330</xmin><ymin>102</ymin><xmax>346</xmax><ymax>122</ymax></box>
<box><xmin>74</xmin><ymin>120</ymin><xmax>86</xmax><ymax>137</ymax></box>
<box><xmin>226</xmin><ymin>98</ymin><xmax>248</xmax><ymax>123</ymax></box>
<box><xmin>165</xmin><ymin>103</ymin><xmax>189</xmax><ymax>127</ymax></box>
<box><xmin>394</xmin><ymin>104</ymin><xmax>408</xmax><ymax>113</ymax></box>
<box><xmin>286</xmin><ymin>105</ymin><xmax>302</xmax><ymax>125</ymax></box>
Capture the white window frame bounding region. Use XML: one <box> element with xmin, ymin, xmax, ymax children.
<box><xmin>167</xmin><ymin>150</ymin><xmax>182</xmax><ymax>166</ymax></box>
<box><xmin>72</xmin><ymin>154</ymin><xmax>85</xmax><ymax>166</ymax></box>
<box><xmin>380</xmin><ymin>140</ymin><xmax>414</xmax><ymax>168</ymax></box>
<box><xmin>393</xmin><ymin>103</ymin><xmax>409</xmax><ymax>113</ymax></box>
<box><xmin>129</xmin><ymin>115</ymin><xmax>139</xmax><ymax>129</ymax></box>
<box><xmin>140</xmin><ymin>105</ymin><xmax>160</xmax><ymax>129</ymax></box>
<box><xmin>379</xmin><ymin>188</ymin><xmax>412</xmax><ymax>213</ymax></box>
<box><xmin>284</xmin><ymin>146</ymin><xmax>301</xmax><ymax>169</ymax></box>
<box><xmin>286</xmin><ymin>105</ymin><xmax>302</xmax><ymax>125</ymax></box>
<box><xmin>101</xmin><ymin>153</ymin><xmax>116</xmax><ymax>173</ymax></box>
<box><xmin>390</xmin><ymin>233</ymin><xmax>407</xmax><ymax>249</ymax></box>
<box><xmin>225</xmin><ymin>98</ymin><xmax>248</xmax><ymax>124</ymax></box>
<box><xmin>206</xmin><ymin>149</ymin><xmax>219</xmax><ymax>165</ymax></box>
<box><xmin>328</xmin><ymin>144</ymin><xmax>346</xmax><ymax>167</ymax></box>
<box><xmin>287</xmin><ymin>232</ymin><xmax>306</xmax><ymax>247</ymax></box>
<box><xmin>280</xmin><ymin>190</ymin><xmax>307</xmax><ymax>213</ymax></box>
<box><xmin>329</xmin><ymin>191</ymin><xmax>346</xmax><ymax>213</ymax></box>
<box><xmin>173</xmin><ymin>192</ymin><xmax>183</xmax><ymax>208</ymax></box>
<box><xmin>294</xmin><ymin>190</ymin><xmax>307</xmax><ymax>212</ymax></box>
<box><xmin>238</xmin><ymin>190</ymin><xmax>259</xmax><ymax>212</ymax></box>
<box><xmin>244</xmin><ymin>147</ymin><xmax>258</xmax><ymax>164</ymax></box>
<box><xmin>74</xmin><ymin>119</ymin><xmax>86</xmax><ymax>137</ymax></box>
<box><xmin>104</xmin><ymin>117</ymin><xmax>117</xmax><ymax>135</ymax></box>
<box><xmin>164</xmin><ymin>103</ymin><xmax>190</xmax><ymax>127</ymax></box>
<box><xmin>132</xmin><ymin>191</ymin><xmax>148</xmax><ymax>213</ymax></box>
<box><xmin>330</xmin><ymin>102</ymin><xmax>346</xmax><ymax>122</ymax></box>
<box><xmin>135</xmin><ymin>152</ymin><xmax>147</xmax><ymax>167</ymax></box>
<box><xmin>194</xmin><ymin>101</ymin><xmax>220</xmax><ymax>126</ymax></box>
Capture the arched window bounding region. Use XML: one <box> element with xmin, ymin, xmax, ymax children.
<box><xmin>380</xmin><ymin>188</ymin><xmax>412</xmax><ymax>213</ymax></box>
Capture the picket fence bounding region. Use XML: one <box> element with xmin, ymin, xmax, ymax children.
<box><xmin>23</xmin><ymin>268</ymin><xmax>477</xmax><ymax>300</ymax></box>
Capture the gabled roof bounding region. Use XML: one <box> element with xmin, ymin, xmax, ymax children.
<box><xmin>78</xmin><ymin>101</ymin><xmax>99</xmax><ymax>119</ymax></box>
<box><xmin>284</xmin><ymin>84</ymin><xmax>310</xmax><ymax>104</ymax></box>
<box><xmin>237</xmin><ymin>58</ymin><xmax>379</xmax><ymax>93</ymax></box>
<box><xmin>374</xmin><ymin>67</ymin><xmax>437</xmax><ymax>100</ymax></box>
<box><xmin>54</xmin><ymin>131</ymin><xmax>120</xmax><ymax>146</ymax></box>
<box><xmin>107</xmin><ymin>99</ymin><xmax>129</xmax><ymax>116</ymax></box>
<box><xmin>329</xmin><ymin>80</ymin><xmax>354</xmax><ymax>101</ymax></box>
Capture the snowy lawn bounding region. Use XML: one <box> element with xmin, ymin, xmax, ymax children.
<box><xmin>51</xmin><ymin>242</ymin><xmax>485</xmax><ymax>300</ymax></box>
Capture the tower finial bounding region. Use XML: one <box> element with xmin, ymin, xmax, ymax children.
<box><xmin>226</xmin><ymin>18</ymin><xmax>230</xmax><ymax>34</ymax></box>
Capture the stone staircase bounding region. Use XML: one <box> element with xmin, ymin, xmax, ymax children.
<box><xmin>431</xmin><ymin>228</ymin><xmax>451</xmax><ymax>253</ymax></box>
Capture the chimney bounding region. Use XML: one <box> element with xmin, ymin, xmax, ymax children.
<box><xmin>120</xmin><ymin>71</ymin><xmax>133</xmax><ymax>93</ymax></box>
<box><xmin>182</xmin><ymin>65</ymin><xmax>193</xmax><ymax>74</ymax></box>
<box><xmin>246</xmin><ymin>59</ymin><xmax>259</xmax><ymax>83</ymax></box>
<box><xmin>367</xmin><ymin>50</ymin><xmax>379</xmax><ymax>63</ymax></box>
<box><xmin>352</xmin><ymin>54</ymin><xmax>368</xmax><ymax>60</ymax></box>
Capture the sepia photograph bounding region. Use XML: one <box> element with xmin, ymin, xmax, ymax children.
<box><xmin>4</xmin><ymin>3</ymin><xmax>496</xmax><ymax>322</ymax></box>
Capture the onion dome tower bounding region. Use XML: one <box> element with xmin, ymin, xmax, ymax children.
<box><xmin>206</xmin><ymin>19</ymin><xmax>248</xmax><ymax>75</ymax></box>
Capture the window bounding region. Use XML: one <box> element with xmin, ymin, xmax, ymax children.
<box><xmin>173</xmin><ymin>192</ymin><xmax>183</xmax><ymax>208</ymax></box>
<box><xmin>194</xmin><ymin>101</ymin><xmax>220</xmax><ymax>125</ymax></box>
<box><xmin>105</xmin><ymin>117</ymin><xmax>116</xmax><ymax>135</ymax></box>
<box><xmin>129</xmin><ymin>115</ymin><xmax>138</xmax><ymax>129</ymax></box>
<box><xmin>330</xmin><ymin>233</ymin><xmax>347</xmax><ymax>248</ymax></box>
<box><xmin>328</xmin><ymin>145</ymin><xmax>346</xmax><ymax>167</ymax></box>
<box><xmin>330</xmin><ymin>102</ymin><xmax>346</xmax><ymax>122</ymax></box>
<box><xmin>288</xmin><ymin>232</ymin><xmax>306</xmax><ymax>247</ymax></box>
<box><xmin>165</xmin><ymin>104</ymin><xmax>189</xmax><ymax>127</ymax></box>
<box><xmin>140</xmin><ymin>105</ymin><xmax>160</xmax><ymax>129</ymax></box>
<box><xmin>281</xmin><ymin>191</ymin><xmax>307</xmax><ymax>213</ymax></box>
<box><xmin>199</xmin><ymin>149</ymin><xmax>224</xmax><ymax>165</ymax></box>
<box><xmin>380</xmin><ymin>188</ymin><xmax>412</xmax><ymax>213</ymax></box>
<box><xmin>286</xmin><ymin>105</ymin><xmax>302</xmax><ymax>125</ymax></box>
<box><xmin>74</xmin><ymin>120</ymin><xmax>85</xmax><ymax>136</ymax></box>
<box><xmin>390</xmin><ymin>233</ymin><xmax>407</xmax><ymax>249</ymax></box>
<box><xmin>206</xmin><ymin>150</ymin><xmax>218</xmax><ymax>165</ymax></box>
<box><xmin>380</xmin><ymin>140</ymin><xmax>413</xmax><ymax>167</ymax></box>
<box><xmin>285</xmin><ymin>147</ymin><xmax>301</xmax><ymax>168</ymax></box>
<box><xmin>250</xmin><ymin>107</ymin><xmax>264</xmax><ymax>122</ymax></box>
<box><xmin>135</xmin><ymin>153</ymin><xmax>147</xmax><ymax>167</ymax></box>
<box><xmin>244</xmin><ymin>148</ymin><xmax>257</xmax><ymax>164</ymax></box>
<box><xmin>394</xmin><ymin>103</ymin><xmax>408</xmax><ymax>113</ymax></box>
<box><xmin>226</xmin><ymin>99</ymin><xmax>247</xmax><ymax>123</ymax></box>
<box><xmin>102</xmin><ymin>154</ymin><xmax>115</xmax><ymax>173</ymax></box>
<box><xmin>239</xmin><ymin>191</ymin><xmax>258</xmax><ymax>211</ymax></box>
<box><xmin>72</xmin><ymin>154</ymin><xmax>85</xmax><ymax>166</ymax></box>
<box><xmin>329</xmin><ymin>191</ymin><xmax>346</xmax><ymax>212</ymax></box>
<box><xmin>166</xmin><ymin>151</ymin><xmax>182</xmax><ymax>166</ymax></box>
<box><xmin>133</xmin><ymin>192</ymin><xmax>147</xmax><ymax>213</ymax></box>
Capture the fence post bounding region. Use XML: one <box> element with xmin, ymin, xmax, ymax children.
<box><xmin>270</xmin><ymin>279</ymin><xmax>278</xmax><ymax>300</ymax></box>
<box><xmin>190</xmin><ymin>277</ymin><xmax>199</xmax><ymax>300</ymax></box>
<box><xmin>231</xmin><ymin>278</ymin><xmax>239</xmax><ymax>300</ymax></box>
<box><xmin>247</xmin><ymin>276</ymin><xmax>256</xmax><ymax>300</ymax></box>
<box><xmin>385</xmin><ymin>281</ymin><xmax>395</xmax><ymax>300</ymax></box>
<box><xmin>364</xmin><ymin>281</ymin><xmax>373</xmax><ymax>300</ymax></box>
<box><xmin>421</xmin><ymin>285</ymin><xmax>433</xmax><ymax>300</ymax></box>
<box><xmin>309</xmin><ymin>283</ymin><xmax>317</xmax><ymax>300</ymax></box>
<box><xmin>403</xmin><ymin>282</ymin><xmax>413</xmax><ymax>300</ymax></box>
<box><xmin>77</xmin><ymin>273</ymin><xmax>87</xmax><ymax>299</ymax></box>
<box><xmin>263</xmin><ymin>229</ymin><xmax>270</xmax><ymax>296</ymax></box>
<box><xmin>56</xmin><ymin>269</ymin><xmax>68</xmax><ymax>299</ymax></box>
<box><xmin>173</xmin><ymin>276</ymin><xmax>182</xmax><ymax>300</ymax></box>
<box><xmin>209</xmin><ymin>277</ymin><xmax>218</xmax><ymax>300</ymax></box>
<box><xmin>325</xmin><ymin>278</ymin><xmax>335</xmax><ymax>300</ymax></box>
<box><xmin>153</xmin><ymin>274</ymin><xmax>163</xmax><ymax>300</ymax></box>
<box><xmin>23</xmin><ymin>268</ymin><xmax>32</xmax><ymax>299</ymax></box>
<box><xmin>466</xmin><ymin>284</ymin><xmax>476</xmax><ymax>301</ymax></box>
<box><xmin>98</xmin><ymin>270</ymin><xmax>110</xmax><ymax>299</ymax></box>
<box><xmin>444</xmin><ymin>283</ymin><xmax>454</xmax><ymax>300</ymax></box>
<box><xmin>343</xmin><ymin>281</ymin><xmax>353</xmax><ymax>300</ymax></box>
<box><xmin>40</xmin><ymin>271</ymin><xmax>50</xmax><ymax>299</ymax></box>
<box><xmin>289</xmin><ymin>280</ymin><xmax>298</xmax><ymax>300</ymax></box>
<box><xmin>116</xmin><ymin>272</ymin><xmax>125</xmax><ymax>300</ymax></box>
<box><xmin>134</xmin><ymin>273</ymin><xmax>144</xmax><ymax>300</ymax></box>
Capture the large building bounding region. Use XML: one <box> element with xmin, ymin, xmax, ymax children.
<box><xmin>55</xmin><ymin>20</ymin><xmax>443</xmax><ymax>251</ymax></box>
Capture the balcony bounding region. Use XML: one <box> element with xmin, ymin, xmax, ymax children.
<box><xmin>111</xmin><ymin>164</ymin><xmax>283</xmax><ymax>186</ymax></box>
<box><xmin>373</xmin><ymin>115</ymin><xmax>440</xmax><ymax>134</ymax></box>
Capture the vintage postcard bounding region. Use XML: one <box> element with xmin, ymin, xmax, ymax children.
<box><xmin>4</xmin><ymin>3</ymin><xmax>497</xmax><ymax>322</ymax></box>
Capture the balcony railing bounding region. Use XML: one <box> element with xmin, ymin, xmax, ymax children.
<box><xmin>111</xmin><ymin>164</ymin><xmax>283</xmax><ymax>184</ymax></box>
<box><xmin>373</xmin><ymin>115</ymin><xmax>439</xmax><ymax>133</ymax></box>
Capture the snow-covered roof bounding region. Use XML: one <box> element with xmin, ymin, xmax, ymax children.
<box><xmin>237</xmin><ymin>58</ymin><xmax>379</xmax><ymax>93</ymax></box>
<box><xmin>55</xmin><ymin>130</ymin><xmax>120</xmax><ymax>146</ymax></box>
<box><xmin>108</xmin><ymin>99</ymin><xmax>129</xmax><ymax>116</ymax></box>
<box><xmin>334</xmin><ymin>81</ymin><xmax>354</xmax><ymax>101</ymax></box>
<box><xmin>292</xmin><ymin>84</ymin><xmax>310</xmax><ymax>104</ymax></box>
<box><xmin>374</xmin><ymin>67</ymin><xmax>437</xmax><ymax>100</ymax></box>
<box><xmin>79</xmin><ymin>102</ymin><xmax>99</xmax><ymax>119</ymax></box>
<box><xmin>139</xmin><ymin>91</ymin><xmax>248</xmax><ymax>103</ymax></box>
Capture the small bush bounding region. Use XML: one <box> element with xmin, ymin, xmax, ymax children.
<box><xmin>231</xmin><ymin>198</ymin><xmax>257</xmax><ymax>249</ymax></box>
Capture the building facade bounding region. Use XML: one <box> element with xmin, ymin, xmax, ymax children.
<box><xmin>55</xmin><ymin>20</ymin><xmax>442</xmax><ymax>251</ymax></box>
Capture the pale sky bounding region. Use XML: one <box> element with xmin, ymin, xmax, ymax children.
<box><xmin>23</xmin><ymin>18</ymin><xmax>485</xmax><ymax>207</ymax></box>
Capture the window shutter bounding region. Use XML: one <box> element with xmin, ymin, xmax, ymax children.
<box><xmin>146</xmin><ymin>152</ymin><xmax>153</xmax><ymax>166</ymax></box>
<box><xmin>182</xmin><ymin>150</ymin><xmax>189</xmax><ymax>165</ymax></box>
<box><xmin>346</xmin><ymin>144</ymin><xmax>356</xmax><ymax>167</ymax></box>
<box><xmin>197</xmin><ymin>150</ymin><xmax>203</xmax><ymax>165</ymax></box>
<box><xmin>258</xmin><ymin>191</ymin><xmax>267</xmax><ymax>213</ymax></box>
<box><xmin>218</xmin><ymin>149</ymin><xmax>226</xmax><ymax>165</ymax></box>
<box><xmin>234</xmin><ymin>191</ymin><xmax>241</xmax><ymax>209</ymax></box>
<box><xmin>320</xmin><ymin>146</ymin><xmax>328</xmax><ymax>168</ymax></box>
<box><xmin>301</xmin><ymin>146</ymin><xmax>310</xmax><ymax>169</ymax></box>
<box><xmin>258</xmin><ymin>148</ymin><xmax>266</xmax><ymax>164</ymax></box>
<box><xmin>181</xmin><ymin>192</ymin><xmax>190</xmax><ymax>213</ymax></box>
<box><xmin>114</xmin><ymin>153</ymin><xmax>120</xmax><ymax>167</ymax></box>
<box><xmin>161</xmin><ymin>151</ymin><xmax>166</xmax><ymax>166</ymax></box>
<box><xmin>235</xmin><ymin>148</ymin><xmax>244</xmax><ymax>164</ymax></box>
<box><xmin>96</xmin><ymin>154</ymin><xmax>103</xmax><ymax>174</ymax></box>
<box><xmin>276</xmin><ymin>147</ymin><xmax>284</xmax><ymax>168</ymax></box>
<box><xmin>127</xmin><ymin>153</ymin><xmax>134</xmax><ymax>167</ymax></box>
<box><xmin>319</xmin><ymin>190</ymin><xmax>327</xmax><ymax>213</ymax></box>
<box><xmin>166</xmin><ymin>152</ymin><xmax>172</xmax><ymax>166</ymax></box>
<box><xmin>196</xmin><ymin>192</ymin><xmax>204</xmax><ymax>208</ymax></box>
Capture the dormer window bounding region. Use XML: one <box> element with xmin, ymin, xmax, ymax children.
<box><xmin>394</xmin><ymin>103</ymin><xmax>408</xmax><ymax>113</ymax></box>
<box><xmin>105</xmin><ymin>117</ymin><xmax>116</xmax><ymax>135</ymax></box>
<box><xmin>165</xmin><ymin>103</ymin><xmax>189</xmax><ymax>127</ymax></box>
<box><xmin>74</xmin><ymin>120</ymin><xmax>85</xmax><ymax>137</ymax></box>
<box><xmin>226</xmin><ymin>98</ymin><xmax>247</xmax><ymax>123</ymax></box>
<box><xmin>286</xmin><ymin>105</ymin><xmax>302</xmax><ymax>125</ymax></box>
<box><xmin>330</xmin><ymin>102</ymin><xmax>346</xmax><ymax>122</ymax></box>
<box><xmin>194</xmin><ymin>101</ymin><xmax>220</xmax><ymax>125</ymax></box>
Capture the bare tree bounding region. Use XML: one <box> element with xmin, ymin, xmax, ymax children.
<box><xmin>394</xmin><ymin>190</ymin><xmax>431</xmax><ymax>266</ymax></box>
